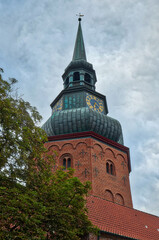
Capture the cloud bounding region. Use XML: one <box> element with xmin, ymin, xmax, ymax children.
<box><xmin>132</xmin><ymin>139</ymin><xmax>159</xmax><ymax>215</ymax></box>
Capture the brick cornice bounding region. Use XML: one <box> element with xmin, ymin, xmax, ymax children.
<box><xmin>47</xmin><ymin>131</ymin><xmax>131</xmax><ymax>172</ymax></box>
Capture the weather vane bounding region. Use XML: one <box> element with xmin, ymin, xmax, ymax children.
<box><xmin>76</xmin><ymin>13</ymin><xmax>84</xmax><ymax>21</ymax></box>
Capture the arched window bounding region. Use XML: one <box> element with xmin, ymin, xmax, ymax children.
<box><xmin>63</xmin><ymin>158</ymin><xmax>66</xmax><ymax>169</ymax></box>
<box><xmin>67</xmin><ymin>158</ymin><xmax>71</xmax><ymax>168</ymax></box>
<box><xmin>61</xmin><ymin>154</ymin><xmax>72</xmax><ymax>170</ymax></box>
<box><xmin>115</xmin><ymin>193</ymin><xmax>124</xmax><ymax>205</ymax></box>
<box><xmin>110</xmin><ymin>164</ymin><xmax>113</xmax><ymax>175</ymax></box>
<box><xmin>73</xmin><ymin>72</ymin><xmax>80</xmax><ymax>81</ymax></box>
<box><xmin>105</xmin><ymin>189</ymin><xmax>114</xmax><ymax>202</ymax></box>
<box><xmin>65</xmin><ymin>77</ymin><xmax>69</xmax><ymax>86</ymax></box>
<box><xmin>84</xmin><ymin>73</ymin><xmax>91</xmax><ymax>84</ymax></box>
<box><xmin>106</xmin><ymin>162</ymin><xmax>109</xmax><ymax>173</ymax></box>
<box><xmin>106</xmin><ymin>160</ymin><xmax>115</xmax><ymax>176</ymax></box>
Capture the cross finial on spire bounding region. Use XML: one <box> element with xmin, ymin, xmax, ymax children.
<box><xmin>76</xmin><ymin>13</ymin><xmax>84</xmax><ymax>22</ymax></box>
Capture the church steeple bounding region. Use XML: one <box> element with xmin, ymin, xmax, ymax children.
<box><xmin>72</xmin><ymin>18</ymin><xmax>87</xmax><ymax>61</ymax></box>
<box><xmin>42</xmin><ymin>18</ymin><xmax>125</xmax><ymax>144</ymax></box>
<box><xmin>42</xmin><ymin>17</ymin><xmax>133</xmax><ymax>212</ymax></box>
<box><xmin>62</xmin><ymin>18</ymin><xmax>97</xmax><ymax>91</ymax></box>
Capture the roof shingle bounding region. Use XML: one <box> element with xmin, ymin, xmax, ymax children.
<box><xmin>87</xmin><ymin>195</ymin><xmax>159</xmax><ymax>240</ymax></box>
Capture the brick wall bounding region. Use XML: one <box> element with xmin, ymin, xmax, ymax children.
<box><xmin>45</xmin><ymin>135</ymin><xmax>133</xmax><ymax>208</ymax></box>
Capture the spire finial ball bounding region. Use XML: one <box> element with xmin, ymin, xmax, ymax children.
<box><xmin>76</xmin><ymin>13</ymin><xmax>84</xmax><ymax>22</ymax></box>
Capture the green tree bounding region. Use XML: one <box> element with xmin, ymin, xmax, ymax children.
<box><xmin>0</xmin><ymin>70</ymin><xmax>97</xmax><ymax>240</ymax></box>
<box><xmin>0</xmin><ymin>69</ymin><xmax>47</xmax><ymax>183</ymax></box>
<box><xmin>0</xmin><ymin>169</ymin><xmax>96</xmax><ymax>240</ymax></box>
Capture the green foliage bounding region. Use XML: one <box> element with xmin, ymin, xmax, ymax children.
<box><xmin>0</xmin><ymin>70</ymin><xmax>48</xmax><ymax>183</ymax></box>
<box><xmin>0</xmin><ymin>176</ymin><xmax>46</xmax><ymax>240</ymax></box>
<box><xmin>0</xmin><ymin>71</ymin><xmax>98</xmax><ymax>239</ymax></box>
<box><xmin>0</xmin><ymin>170</ymin><xmax>97</xmax><ymax>240</ymax></box>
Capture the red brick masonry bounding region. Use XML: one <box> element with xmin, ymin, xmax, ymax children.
<box><xmin>45</xmin><ymin>131</ymin><xmax>133</xmax><ymax>208</ymax></box>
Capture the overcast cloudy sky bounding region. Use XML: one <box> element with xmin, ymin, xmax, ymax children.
<box><xmin>0</xmin><ymin>0</ymin><xmax>159</xmax><ymax>216</ymax></box>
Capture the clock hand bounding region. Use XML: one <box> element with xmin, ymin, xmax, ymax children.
<box><xmin>94</xmin><ymin>102</ymin><xmax>99</xmax><ymax>108</ymax></box>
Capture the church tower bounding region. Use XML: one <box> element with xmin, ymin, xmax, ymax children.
<box><xmin>42</xmin><ymin>18</ymin><xmax>133</xmax><ymax>208</ymax></box>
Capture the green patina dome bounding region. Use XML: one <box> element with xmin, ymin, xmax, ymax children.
<box><xmin>42</xmin><ymin>18</ymin><xmax>124</xmax><ymax>145</ymax></box>
<box><xmin>42</xmin><ymin>107</ymin><xmax>123</xmax><ymax>144</ymax></box>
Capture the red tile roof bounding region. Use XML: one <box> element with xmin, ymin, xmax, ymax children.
<box><xmin>87</xmin><ymin>195</ymin><xmax>159</xmax><ymax>240</ymax></box>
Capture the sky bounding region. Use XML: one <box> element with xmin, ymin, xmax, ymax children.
<box><xmin>0</xmin><ymin>0</ymin><xmax>159</xmax><ymax>216</ymax></box>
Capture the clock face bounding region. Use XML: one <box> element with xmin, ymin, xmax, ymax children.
<box><xmin>52</xmin><ymin>98</ymin><xmax>63</xmax><ymax>114</ymax></box>
<box><xmin>86</xmin><ymin>94</ymin><xmax>104</xmax><ymax>113</ymax></box>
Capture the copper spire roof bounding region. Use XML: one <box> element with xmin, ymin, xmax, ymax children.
<box><xmin>42</xmin><ymin>18</ymin><xmax>124</xmax><ymax>145</ymax></box>
<box><xmin>72</xmin><ymin>18</ymin><xmax>87</xmax><ymax>61</ymax></box>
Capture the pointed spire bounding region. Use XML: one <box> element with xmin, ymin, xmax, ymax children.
<box><xmin>72</xmin><ymin>18</ymin><xmax>87</xmax><ymax>61</ymax></box>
